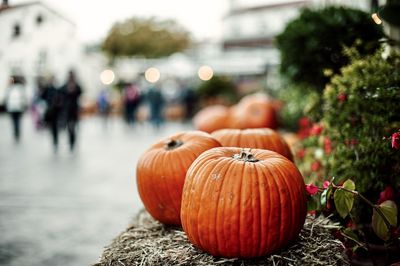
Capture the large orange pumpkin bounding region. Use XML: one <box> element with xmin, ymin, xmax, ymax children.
<box><xmin>211</xmin><ymin>128</ymin><xmax>293</xmax><ymax>161</ymax></box>
<box><xmin>230</xmin><ymin>93</ymin><xmax>277</xmax><ymax>129</ymax></box>
<box><xmin>136</xmin><ymin>131</ymin><xmax>221</xmax><ymax>225</ymax></box>
<box><xmin>181</xmin><ymin>147</ymin><xmax>307</xmax><ymax>258</ymax></box>
<box><xmin>193</xmin><ymin>105</ymin><xmax>230</xmax><ymax>133</ymax></box>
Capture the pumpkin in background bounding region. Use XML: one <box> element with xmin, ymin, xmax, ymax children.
<box><xmin>193</xmin><ymin>105</ymin><xmax>230</xmax><ymax>133</ymax></box>
<box><xmin>281</xmin><ymin>132</ymin><xmax>300</xmax><ymax>151</ymax></box>
<box><xmin>230</xmin><ymin>93</ymin><xmax>277</xmax><ymax>129</ymax></box>
<box><xmin>211</xmin><ymin>128</ymin><xmax>293</xmax><ymax>161</ymax></box>
<box><xmin>136</xmin><ymin>131</ymin><xmax>221</xmax><ymax>225</ymax></box>
<box><xmin>181</xmin><ymin>147</ymin><xmax>307</xmax><ymax>258</ymax></box>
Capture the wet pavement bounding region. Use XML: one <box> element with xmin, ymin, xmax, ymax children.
<box><xmin>0</xmin><ymin>114</ymin><xmax>192</xmax><ymax>266</ymax></box>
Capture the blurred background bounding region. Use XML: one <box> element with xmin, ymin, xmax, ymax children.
<box><xmin>0</xmin><ymin>0</ymin><xmax>393</xmax><ymax>265</ymax></box>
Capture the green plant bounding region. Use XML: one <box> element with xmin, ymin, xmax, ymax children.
<box><xmin>323</xmin><ymin>49</ymin><xmax>400</xmax><ymax>203</ymax></box>
<box><xmin>102</xmin><ymin>17</ymin><xmax>190</xmax><ymax>59</ymax></box>
<box><xmin>277</xmin><ymin>84</ymin><xmax>320</xmax><ymax>131</ymax></box>
<box><xmin>306</xmin><ymin>178</ymin><xmax>399</xmax><ymax>254</ymax></box>
<box><xmin>196</xmin><ymin>76</ymin><xmax>237</xmax><ymax>104</ymax></box>
<box><xmin>276</xmin><ymin>6</ymin><xmax>383</xmax><ymax>91</ymax></box>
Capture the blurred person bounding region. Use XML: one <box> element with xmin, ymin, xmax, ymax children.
<box><xmin>4</xmin><ymin>76</ymin><xmax>27</xmax><ymax>143</ymax></box>
<box><xmin>31</xmin><ymin>76</ymin><xmax>47</xmax><ymax>129</ymax></box>
<box><xmin>97</xmin><ymin>88</ymin><xmax>111</xmax><ymax>126</ymax></box>
<box><xmin>59</xmin><ymin>70</ymin><xmax>82</xmax><ymax>151</ymax></box>
<box><xmin>41</xmin><ymin>75</ymin><xmax>63</xmax><ymax>151</ymax></box>
<box><xmin>123</xmin><ymin>82</ymin><xmax>141</xmax><ymax>125</ymax></box>
<box><xmin>180</xmin><ymin>83</ymin><xmax>197</xmax><ymax>120</ymax></box>
<box><xmin>146</xmin><ymin>85</ymin><xmax>165</xmax><ymax>129</ymax></box>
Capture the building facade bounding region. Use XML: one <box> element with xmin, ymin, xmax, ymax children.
<box><xmin>0</xmin><ymin>1</ymin><xmax>81</xmax><ymax>104</ymax></box>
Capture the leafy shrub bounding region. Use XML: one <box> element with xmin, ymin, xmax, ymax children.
<box><xmin>276</xmin><ymin>6</ymin><xmax>383</xmax><ymax>91</ymax></box>
<box><xmin>322</xmin><ymin>49</ymin><xmax>400</xmax><ymax>222</ymax></box>
<box><xmin>196</xmin><ymin>76</ymin><xmax>237</xmax><ymax>104</ymax></box>
<box><xmin>277</xmin><ymin>84</ymin><xmax>319</xmax><ymax>131</ymax></box>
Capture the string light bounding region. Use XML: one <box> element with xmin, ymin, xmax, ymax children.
<box><xmin>145</xmin><ymin>67</ymin><xmax>160</xmax><ymax>83</ymax></box>
<box><xmin>198</xmin><ymin>65</ymin><xmax>213</xmax><ymax>81</ymax></box>
<box><xmin>100</xmin><ymin>69</ymin><xmax>115</xmax><ymax>85</ymax></box>
<box><xmin>371</xmin><ymin>13</ymin><xmax>382</xmax><ymax>25</ymax></box>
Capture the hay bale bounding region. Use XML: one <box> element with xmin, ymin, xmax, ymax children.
<box><xmin>94</xmin><ymin>210</ymin><xmax>349</xmax><ymax>266</ymax></box>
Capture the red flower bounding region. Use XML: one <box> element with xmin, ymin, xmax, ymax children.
<box><xmin>346</xmin><ymin>220</ymin><xmax>357</xmax><ymax>230</ymax></box>
<box><xmin>378</xmin><ymin>186</ymin><xmax>394</xmax><ymax>204</ymax></box>
<box><xmin>298</xmin><ymin>128</ymin><xmax>311</xmax><ymax>139</ymax></box>
<box><xmin>392</xmin><ymin>132</ymin><xmax>400</xmax><ymax>149</ymax></box>
<box><xmin>324</xmin><ymin>137</ymin><xmax>332</xmax><ymax>154</ymax></box>
<box><xmin>296</xmin><ymin>149</ymin><xmax>306</xmax><ymax>159</ymax></box>
<box><xmin>344</xmin><ymin>139</ymin><xmax>358</xmax><ymax>147</ymax></box>
<box><xmin>305</xmin><ymin>184</ymin><xmax>319</xmax><ymax>196</ymax></box>
<box><xmin>299</xmin><ymin>117</ymin><xmax>311</xmax><ymax>128</ymax></box>
<box><xmin>310</xmin><ymin>124</ymin><xmax>323</xmax><ymax>136</ymax></box>
<box><xmin>311</xmin><ymin>161</ymin><xmax>321</xmax><ymax>172</ymax></box>
<box><xmin>323</xmin><ymin>181</ymin><xmax>330</xmax><ymax>189</ymax></box>
<box><xmin>337</xmin><ymin>92</ymin><xmax>347</xmax><ymax>102</ymax></box>
<box><xmin>308</xmin><ymin>210</ymin><xmax>316</xmax><ymax>215</ymax></box>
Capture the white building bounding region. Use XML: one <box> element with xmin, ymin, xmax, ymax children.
<box><xmin>0</xmin><ymin>0</ymin><xmax>83</xmax><ymax>105</ymax></box>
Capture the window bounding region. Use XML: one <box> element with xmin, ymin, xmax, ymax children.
<box><xmin>36</xmin><ymin>14</ymin><xmax>43</xmax><ymax>25</ymax></box>
<box><xmin>12</xmin><ymin>23</ymin><xmax>21</xmax><ymax>38</ymax></box>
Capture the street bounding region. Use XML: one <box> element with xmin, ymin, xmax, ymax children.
<box><xmin>0</xmin><ymin>114</ymin><xmax>192</xmax><ymax>266</ymax></box>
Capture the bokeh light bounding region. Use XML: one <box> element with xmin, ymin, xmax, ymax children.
<box><xmin>371</xmin><ymin>13</ymin><xmax>382</xmax><ymax>25</ymax></box>
<box><xmin>100</xmin><ymin>69</ymin><xmax>115</xmax><ymax>85</ymax></box>
<box><xmin>145</xmin><ymin>67</ymin><xmax>161</xmax><ymax>83</ymax></box>
<box><xmin>198</xmin><ymin>65</ymin><xmax>213</xmax><ymax>81</ymax></box>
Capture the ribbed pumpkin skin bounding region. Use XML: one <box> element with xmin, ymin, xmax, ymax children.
<box><xmin>136</xmin><ymin>131</ymin><xmax>221</xmax><ymax>225</ymax></box>
<box><xmin>181</xmin><ymin>147</ymin><xmax>307</xmax><ymax>258</ymax></box>
<box><xmin>193</xmin><ymin>105</ymin><xmax>230</xmax><ymax>133</ymax></box>
<box><xmin>230</xmin><ymin>94</ymin><xmax>277</xmax><ymax>129</ymax></box>
<box><xmin>211</xmin><ymin>128</ymin><xmax>293</xmax><ymax>161</ymax></box>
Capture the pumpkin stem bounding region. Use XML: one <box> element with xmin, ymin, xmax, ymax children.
<box><xmin>233</xmin><ymin>149</ymin><xmax>259</xmax><ymax>162</ymax></box>
<box><xmin>166</xmin><ymin>139</ymin><xmax>183</xmax><ymax>150</ymax></box>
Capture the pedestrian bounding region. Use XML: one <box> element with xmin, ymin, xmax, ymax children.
<box><xmin>59</xmin><ymin>70</ymin><xmax>82</xmax><ymax>151</ymax></box>
<box><xmin>97</xmin><ymin>88</ymin><xmax>111</xmax><ymax>126</ymax></box>
<box><xmin>146</xmin><ymin>85</ymin><xmax>164</xmax><ymax>129</ymax></box>
<box><xmin>41</xmin><ymin>75</ymin><xmax>63</xmax><ymax>151</ymax></box>
<box><xmin>4</xmin><ymin>76</ymin><xmax>27</xmax><ymax>143</ymax></box>
<box><xmin>31</xmin><ymin>76</ymin><xmax>47</xmax><ymax>129</ymax></box>
<box><xmin>123</xmin><ymin>82</ymin><xmax>141</xmax><ymax>125</ymax></box>
<box><xmin>180</xmin><ymin>83</ymin><xmax>197</xmax><ymax>120</ymax></box>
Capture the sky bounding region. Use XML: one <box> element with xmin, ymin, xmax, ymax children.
<box><xmin>12</xmin><ymin>0</ymin><xmax>230</xmax><ymax>43</ymax></box>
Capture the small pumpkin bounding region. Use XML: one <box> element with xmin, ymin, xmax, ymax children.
<box><xmin>193</xmin><ymin>105</ymin><xmax>230</xmax><ymax>133</ymax></box>
<box><xmin>230</xmin><ymin>93</ymin><xmax>277</xmax><ymax>129</ymax></box>
<box><xmin>181</xmin><ymin>147</ymin><xmax>307</xmax><ymax>258</ymax></box>
<box><xmin>211</xmin><ymin>128</ymin><xmax>293</xmax><ymax>161</ymax></box>
<box><xmin>136</xmin><ymin>131</ymin><xmax>221</xmax><ymax>225</ymax></box>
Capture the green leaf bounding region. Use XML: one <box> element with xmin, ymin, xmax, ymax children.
<box><xmin>321</xmin><ymin>179</ymin><xmax>334</xmax><ymax>208</ymax></box>
<box><xmin>307</xmin><ymin>195</ymin><xmax>320</xmax><ymax>212</ymax></box>
<box><xmin>320</xmin><ymin>186</ymin><xmax>332</xmax><ymax>208</ymax></box>
<box><xmin>372</xmin><ymin>200</ymin><xmax>398</xmax><ymax>241</ymax></box>
<box><xmin>334</xmin><ymin>179</ymin><xmax>355</xmax><ymax>218</ymax></box>
<box><xmin>342</xmin><ymin>227</ymin><xmax>359</xmax><ymax>241</ymax></box>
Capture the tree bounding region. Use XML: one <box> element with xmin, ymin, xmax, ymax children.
<box><xmin>102</xmin><ymin>18</ymin><xmax>191</xmax><ymax>59</ymax></box>
<box><xmin>275</xmin><ymin>6</ymin><xmax>383</xmax><ymax>92</ymax></box>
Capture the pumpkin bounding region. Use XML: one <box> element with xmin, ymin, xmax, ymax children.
<box><xmin>193</xmin><ymin>105</ymin><xmax>230</xmax><ymax>133</ymax></box>
<box><xmin>211</xmin><ymin>128</ymin><xmax>293</xmax><ymax>161</ymax></box>
<box><xmin>181</xmin><ymin>147</ymin><xmax>307</xmax><ymax>258</ymax></box>
<box><xmin>229</xmin><ymin>93</ymin><xmax>277</xmax><ymax>129</ymax></box>
<box><xmin>136</xmin><ymin>131</ymin><xmax>221</xmax><ymax>225</ymax></box>
<box><xmin>281</xmin><ymin>132</ymin><xmax>300</xmax><ymax>150</ymax></box>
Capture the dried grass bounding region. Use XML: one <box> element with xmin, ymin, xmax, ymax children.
<box><xmin>94</xmin><ymin>210</ymin><xmax>348</xmax><ymax>266</ymax></box>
